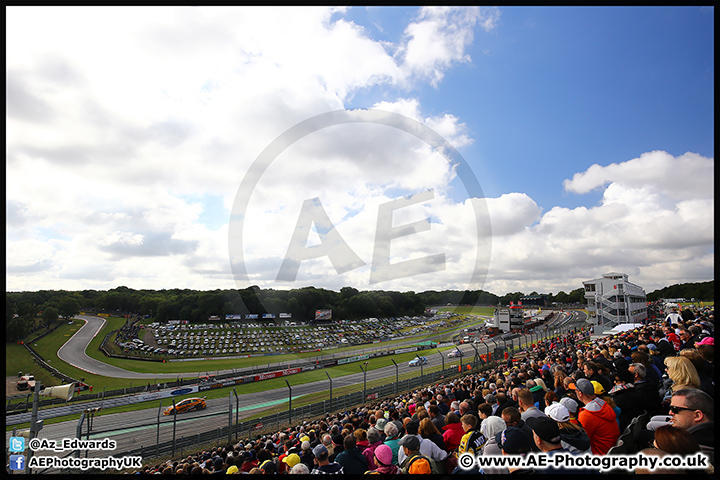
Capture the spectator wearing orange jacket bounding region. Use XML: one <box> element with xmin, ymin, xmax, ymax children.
<box><xmin>575</xmin><ymin>378</ymin><xmax>620</xmax><ymax>455</ymax></box>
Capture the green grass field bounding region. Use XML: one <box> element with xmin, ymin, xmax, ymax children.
<box><xmin>438</xmin><ymin>306</ymin><xmax>495</xmax><ymax>316</ymax></box>
<box><xmin>6</xmin><ymin>314</ymin><xmax>491</xmax><ymax>431</ymax></box>
<box><xmin>5</xmin><ymin>314</ymin><xmax>486</xmax><ymax>410</ymax></box>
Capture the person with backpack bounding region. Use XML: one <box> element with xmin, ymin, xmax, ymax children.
<box><xmin>397</xmin><ymin>435</ymin><xmax>436</xmax><ymax>474</ymax></box>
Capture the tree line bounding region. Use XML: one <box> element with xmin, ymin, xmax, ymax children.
<box><xmin>6</xmin><ymin>281</ymin><xmax>712</xmax><ymax>342</ymax></box>
<box><xmin>646</xmin><ymin>280</ymin><xmax>714</xmax><ymax>303</ymax></box>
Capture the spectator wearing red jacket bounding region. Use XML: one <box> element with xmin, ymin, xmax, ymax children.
<box><xmin>441</xmin><ymin>412</ymin><xmax>464</xmax><ymax>453</ymax></box>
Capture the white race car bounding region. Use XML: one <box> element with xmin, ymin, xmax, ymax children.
<box><xmin>409</xmin><ymin>356</ymin><xmax>428</xmax><ymax>366</ymax></box>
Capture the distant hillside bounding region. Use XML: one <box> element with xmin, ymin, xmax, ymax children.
<box><xmin>646</xmin><ymin>280</ymin><xmax>714</xmax><ymax>302</ymax></box>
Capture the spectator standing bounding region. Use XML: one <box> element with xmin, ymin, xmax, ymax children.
<box><xmin>665</xmin><ymin>308</ymin><xmax>683</xmax><ymax>327</ymax></box>
<box><xmin>681</xmin><ymin>308</ymin><xmax>696</xmax><ymax>323</ymax></box>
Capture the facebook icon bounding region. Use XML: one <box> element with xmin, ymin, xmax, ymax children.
<box><xmin>9</xmin><ymin>455</ymin><xmax>25</xmax><ymax>471</ymax></box>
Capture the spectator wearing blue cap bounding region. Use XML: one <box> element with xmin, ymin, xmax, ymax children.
<box><xmin>310</xmin><ymin>444</ymin><xmax>343</xmax><ymax>474</ymax></box>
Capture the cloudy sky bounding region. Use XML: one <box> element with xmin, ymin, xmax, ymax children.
<box><xmin>7</xmin><ymin>6</ymin><xmax>714</xmax><ymax>297</ymax></box>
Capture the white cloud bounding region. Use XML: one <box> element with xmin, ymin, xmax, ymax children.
<box><xmin>5</xmin><ymin>8</ymin><xmax>712</xmax><ymax>299</ymax></box>
<box><xmin>563</xmin><ymin>151</ymin><xmax>713</xmax><ymax>201</ymax></box>
<box><xmin>6</xmin><ymin>6</ymin><xmax>489</xmax><ymax>292</ymax></box>
<box><xmin>398</xmin><ymin>7</ymin><xmax>500</xmax><ymax>86</ymax></box>
<box><xmin>483</xmin><ymin>151</ymin><xmax>714</xmax><ymax>294</ymax></box>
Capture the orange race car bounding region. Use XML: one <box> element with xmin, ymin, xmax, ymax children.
<box><xmin>163</xmin><ymin>396</ymin><xmax>207</xmax><ymax>415</ymax></box>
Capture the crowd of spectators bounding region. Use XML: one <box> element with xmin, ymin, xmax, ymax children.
<box><xmin>128</xmin><ymin>305</ymin><xmax>714</xmax><ymax>475</ymax></box>
<box><xmin>116</xmin><ymin>321</ymin><xmax>143</xmax><ymax>345</ymax></box>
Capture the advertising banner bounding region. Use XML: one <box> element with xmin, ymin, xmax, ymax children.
<box><xmin>337</xmin><ymin>354</ymin><xmax>370</xmax><ymax>365</ymax></box>
<box><xmin>394</xmin><ymin>347</ymin><xmax>418</xmax><ymax>355</ymax></box>
<box><xmin>133</xmin><ymin>384</ymin><xmax>201</xmax><ymax>402</ymax></box>
<box><xmin>169</xmin><ymin>386</ymin><xmax>199</xmax><ymax>396</ymax></box>
<box><xmin>253</xmin><ymin>367</ymin><xmax>302</xmax><ymax>382</ymax></box>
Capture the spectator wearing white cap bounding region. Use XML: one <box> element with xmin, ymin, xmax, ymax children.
<box><xmin>546</xmin><ymin>402</ymin><xmax>592</xmax><ymax>454</ymax></box>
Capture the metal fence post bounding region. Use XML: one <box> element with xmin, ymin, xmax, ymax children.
<box><xmin>228</xmin><ymin>391</ymin><xmax>233</xmax><ymax>444</ymax></box>
<box><xmin>284</xmin><ymin>379</ymin><xmax>292</xmax><ymax>427</ymax></box>
<box><xmin>156</xmin><ymin>401</ymin><xmax>162</xmax><ymax>458</ymax></box>
<box><xmin>171</xmin><ymin>397</ymin><xmax>177</xmax><ymax>458</ymax></box>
